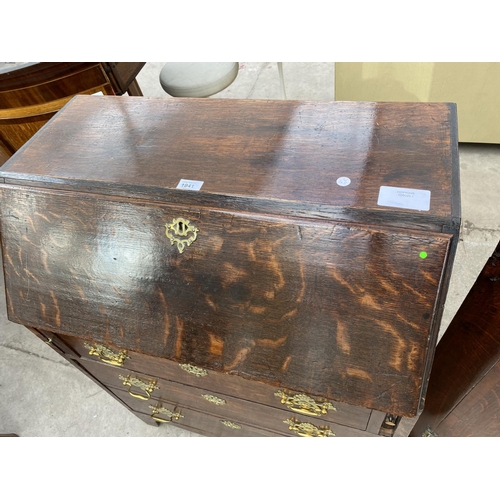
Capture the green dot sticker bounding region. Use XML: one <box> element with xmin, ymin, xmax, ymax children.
<box><xmin>419</xmin><ymin>251</ymin><xmax>428</xmax><ymax>259</ymax></box>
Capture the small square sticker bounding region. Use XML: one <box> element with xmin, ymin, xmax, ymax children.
<box><xmin>176</xmin><ymin>179</ymin><xmax>204</xmax><ymax>191</ymax></box>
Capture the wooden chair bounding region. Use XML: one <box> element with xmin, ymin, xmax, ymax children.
<box><xmin>0</xmin><ymin>62</ymin><xmax>144</xmax><ymax>166</ymax></box>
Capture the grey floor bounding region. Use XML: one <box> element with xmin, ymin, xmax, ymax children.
<box><xmin>1</xmin><ymin>62</ymin><xmax>499</xmax><ymax>437</ymax></box>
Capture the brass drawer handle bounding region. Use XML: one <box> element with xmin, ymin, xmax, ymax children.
<box><xmin>274</xmin><ymin>390</ymin><xmax>336</xmax><ymax>417</ymax></box>
<box><xmin>84</xmin><ymin>342</ymin><xmax>130</xmax><ymax>367</ymax></box>
<box><xmin>201</xmin><ymin>394</ymin><xmax>226</xmax><ymax>406</ymax></box>
<box><xmin>165</xmin><ymin>217</ymin><xmax>199</xmax><ymax>254</ymax></box>
<box><xmin>119</xmin><ymin>374</ymin><xmax>158</xmax><ymax>400</ymax></box>
<box><xmin>179</xmin><ymin>363</ymin><xmax>208</xmax><ymax>377</ymax></box>
<box><xmin>221</xmin><ymin>420</ymin><xmax>241</xmax><ymax>430</ymax></box>
<box><xmin>149</xmin><ymin>402</ymin><xmax>184</xmax><ymax>423</ymax></box>
<box><xmin>284</xmin><ymin>418</ymin><xmax>335</xmax><ymax>437</ymax></box>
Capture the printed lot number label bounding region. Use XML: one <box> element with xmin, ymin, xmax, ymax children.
<box><xmin>176</xmin><ymin>179</ymin><xmax>204</xmax><ymax>191</ymax></box>
<box><xmin>377</xmin><ymin>186</ymin><xmax>431</xmax><ymax>211</ymax></box>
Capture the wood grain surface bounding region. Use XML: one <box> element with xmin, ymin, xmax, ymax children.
<box><xmin>45</xmin><ymin>329</ymin><xmax>372</xmax><ymax>427</ymax></box>
<box><xmin>0</xmin><ymin>97</ymin><xmax>461</xmax><ymax>435</ymax></box>
<box><xmin>0</xmin><ymin>96</ymin><xmax>459</xmax><ymax>231</ymax></box>
<box><xmin>76</xmin><ymin>357</ymin><xmax>368</xmax><ymax>434</ymax></box>
<box><xmin>410</xmin><ymin>241</ymin><xmax>500</xmax><ymax>436</ymax></box>
<box><xmin>1</xmin><ymin>185</ymin><xmax>451</xmax><ymax>416</ymax></box>
<box><xmin>106</xmin><ymin>384</ymin><xmax>375</xmax><ymax>437</ymax></box>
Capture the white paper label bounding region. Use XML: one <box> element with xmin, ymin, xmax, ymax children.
<box><xmin>176</xmin><ymin>179</ymin><xmax>204</xmax><ymax>191</ymax></box>
<box><xmin>377</xmin><ymin>186</ymin><xmax>430</xmax><ymax>211</ymax></box>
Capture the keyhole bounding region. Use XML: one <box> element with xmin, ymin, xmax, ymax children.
<box><xmin>178</xmin><ymin>221</ymin><xmax>185</xmax><ymax>233</ymax></box>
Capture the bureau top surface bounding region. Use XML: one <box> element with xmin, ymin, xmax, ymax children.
<box><xmin>0</xmin><ymin>95</ymin><xmax>459</xmax><ymax>228</ymax></box>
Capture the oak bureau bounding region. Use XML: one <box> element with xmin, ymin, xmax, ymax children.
<box><xmin>0</xmin><ymin>95</ymin><xmax>460</xmax><ymax>437</ymax></box>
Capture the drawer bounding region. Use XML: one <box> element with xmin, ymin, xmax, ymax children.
<box><xmin>114</xmin><ymin>389</ymin><xmax>285</xmax><ymax>437</ymax></box>
<box><xmin>57</xmin><ymin>332</ymin><xmax>371</xmax><ymax>429</ymax></box>
<box><xmin>110</xmin><ymin>384</ymin><xmax>377</xmax><ymax>437</ymax></box>
<box><xmin>76</xmin><ymin>357</ymin><xmax>374</xmax><ymax>435</ymax></box>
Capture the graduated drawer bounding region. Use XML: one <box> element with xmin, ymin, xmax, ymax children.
<box><xmin>109</xmin><ymin>384</ymin><xmax>377</xmax><ymax>437</ymax></box>
<box><xmin>56</xmin><ymin>332</ymin><xmax>371</xmax><ymax>429</ymax></box>
<box><xmin>76</xmin><ymin>357</ymin><xmax>373</xmax><ymax>435</ymax></box>
<box><xmin>114</xmin><ymin>389</ymin><xmax>283</xmax><ymax>437</ymax></box>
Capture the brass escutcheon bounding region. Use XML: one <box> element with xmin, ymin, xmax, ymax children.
<box><xmin>119</xmin><ymin>374</ymin><xmax>158</xmax><ymax>400</ymax></box>
<box><xmin>149</xmin><ymin>402</ymin><xmax>184</xmax><ymax>423</ymax></box>
<box><xmin>165</xmin><ymin>217</ymin><xmax>199</xmax><ymax>254</ymax></box>
<box><xmin>201</xmin><ymin>394</ymin><xmax>226</xmax><ymax>406</ymax></box>
<box><xmin>84</xmin><ymin>342</ymin><xmax>130</xmax><ymax>367</ymax></box>
<box><xmin>274</xmin><ymin>390</ymin><xmax>336</xmax><ymax>417</ymax></box>
<box><xmin>284</xmin><ymin>418</ymin><xmax>335</xmax><ymax>437</ymax></box>
<box><xmin>179</xmin><ymin>363</ymin><xmax>208</xmax><ymax>377</ymax></box>
<box><xmin>221</xmin><ymin>420</ymin><xmax>241</xmax><ymax>430</ymax></box>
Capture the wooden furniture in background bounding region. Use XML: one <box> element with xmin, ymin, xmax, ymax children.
<box><xmin>410</xmin><ymin>240</ymin><xmax>500</xmax><ymax>437</ymax></box>
<box><xmin>101</xmin><ymin>62</ymin><xmax>145</xmax><ymax>96</ymax></box>
<box><xmin>0</xmin><ymin>62</ymin><xmax>145</xmax><ymax>166</ymax></box>
<box><xmin>0</xmin><ymin>96</ymin><xmax>460</xmax><ymax>436</ymax></box>
<box><xmin>335</xmin><ymin>62</ymin><xmax>500</xmax><ymax>144</ymax></box>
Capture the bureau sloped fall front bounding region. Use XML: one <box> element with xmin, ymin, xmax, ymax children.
<box><xmin>0</xmin><ymin>96</ymin><xmax>460</xmax><ymax>437</ymax></box>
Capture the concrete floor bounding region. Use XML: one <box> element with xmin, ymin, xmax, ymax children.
<box><xmin>1</xmin><ymin>62</ymin><xmax>499</xmax><ymax>437</ymax></box>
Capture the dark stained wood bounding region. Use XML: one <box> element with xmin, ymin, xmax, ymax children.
<box><xmin>0</xmin><ymin>96</ymin><xmax>459</xmax><ymax>232</ymax></box>
<box><xmin>101</xmin><ymin>63</ymin><xmax>145</xmax><ymax>96</ymax></box>
<box><xmin>0</xmin><ymin>62</ymin><xmax>144</xmax><ymax>100</ymax></box>
<box><xmin>0</xmin><ymin>97</ymin><xmax>461</xmax><ymax>435</ymax></box>
<box><xmin>393</xmin><ymin>415</ymin><xmax>420</xmax><ymax>437</ymax></box>
<box><xmin>43</xmin><ymin>330</ymin><xmax>371</xmax><ymax>428</ymax></box>
<box><xmin>126</xmin><ymin>79</ymin><xmax>143</xmax><ymax>96</ymax></box>
<box><xmin>0</xmin><ymin>63</ymin><xmax>110</xmax><ymax>94</ymax></box>
<box><xmin>1</xmin><ymin>184</ymin><xmax>451</xmax><ymax>416</ymax></box>
<box><xmin>128</xmin><ymin>410</ymin><xmax>160</xmax><ymax>427</ymax></box>
<box><xmin>366</xmin><ymin>410</ymin><xmax>387</xmax><ymax>434</ymax></box>
<box><xmin>77</xmin><ymin>356</ymin><xmax>370</xmax><ymax>431</ymax></box>
<box><xmin>0</xmin><ymin>63</ymin><xmax>144</xmax><ymax>166</ymax></box>
<box><xmin>28</xmin><ymin>327</ymin><xmax>68</xmax><ymax>356</ymax></box>
<box><xmin>112</xmin><ymin>389</ymin><xmax>288</xmax><ymax>437</ymax></box>
<box><xmin>110</xmin><ymin>385</ymin><xmax>376</xmax><ymax>437</ymax></box>
<box><xmin>60</xmin><ymin>355</ymin><xmax>159</xmax><ymax>427</ymax></box>
<box><xmin>433</xmin><ymin>363</ymin><xmax>500</xmax><ymax>436</ymax></box>
<box><xmin>410</xmin><ymin>240</ymin><xmax>500</xmax><ymax>437</ymax></box>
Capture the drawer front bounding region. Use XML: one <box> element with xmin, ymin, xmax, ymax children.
<box><xmin>2</xmin><ymin>186</ymin><xmax>451</xmax><ymax>416</ymax></box>
<box><xmin>110</xmin><ymin>385</ymin><xmax>377</xmax><ymax>437</ymax></box>
<box><xmin>114</xmin><ymin>390</ymin><xmax>285</xmax><ymax>437</ymax></box>
<box><xmin>77</xmin><ymin>357</ymin><xmax>371</xmax><ymax>435</ymax></box>
<box><xmin>57</xmin><ymin>332</ymin><xmax>371</xmax><ymax>429</ymax></box>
